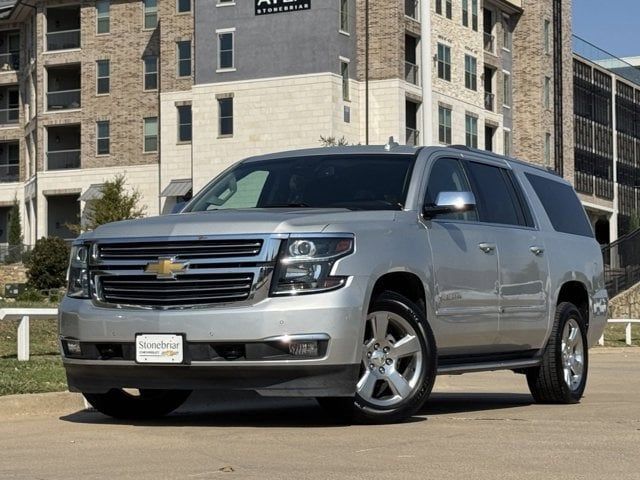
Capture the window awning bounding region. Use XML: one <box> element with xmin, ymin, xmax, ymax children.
<box><xmin>161</xmin><ymin>179</ymin><xmax>192</xmax><ymax>197</ymax></box>
<box><xmin>79</xmin><ymin>184</ymin><xmax>105</xmax><ymax>202</ymax></box>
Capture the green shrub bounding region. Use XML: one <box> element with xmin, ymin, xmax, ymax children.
<box><xmin>25</xmin><ymin>237</ymin><xmax>70</xmax><ymax>291</ymax></box>
<box><xmin>16</xmin><ymin>288</ymin><xmax>45</xmax><ymax>303</ymax></box>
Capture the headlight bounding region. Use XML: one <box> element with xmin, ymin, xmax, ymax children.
<box><xmin>271</xmin><ymin>236</ymin><xmax>354</xmax><ymax>296</ymax></box>
<box><xmin>67</xmin><ymin>244</ymin><xmax>90</xmax><ymax>299</ymax></box>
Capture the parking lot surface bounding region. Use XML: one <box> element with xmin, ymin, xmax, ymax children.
<box><xmin>1</xmin><ymin>348</ymin><xmax>639</xmax><ymax>480</ymax></box>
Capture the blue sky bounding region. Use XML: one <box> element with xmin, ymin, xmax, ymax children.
<box><xmin>573</xmin><ymin>0</ymin><xmax>640</xmax><ymax>58</ymax></box>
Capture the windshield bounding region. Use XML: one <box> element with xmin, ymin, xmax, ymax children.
<box><xmin>186</xmin><ymin>154</ymin><xmax>417</xmax><ymax>212</ymax></box>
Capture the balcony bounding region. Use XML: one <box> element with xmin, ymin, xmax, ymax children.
<box><xmin>483</xmin><ymin>32</ymin><xmax>495</xmax><ymax>53</ymax></box>
<box><xmin>405</xmin><ymin>0</ymin><xmax>419</xmax><ymax>20</ymax></box>
<box><xmin>0</xmin><ymin>31</ymin><xmax>19</xmax><ymax>71</ymax></box>
<box><xmin>484</xmin><ymin>91</ymin><xmax>495</xmax><ymax>111</ymax></box>
<box><xmin>46</xmin><ymin>5</ymin><xmax>81</xmax><ymax>51</ymax></box>
<box><xmin>0</xmin><ymin>141</ymin><xmax>19</xmax><ymax>183</ymax></box>
<box><xmin>406</xmin><ymin>128</ymin><xmax>420</xmax><ymax>146</ymax></box>
<box><xmin>46</xmin><ymin>65</ymin><xmax>81</xmax><ymax>111</ymax></box>
<box><xmin>47</xmin><ymin>125</ymin><xmax>81</xmax><ymax>170</ymax></box>
<box><xmin>405</xmin><ymin>62</ymin><xmax>420</xmax><ymax>85</ymax></box>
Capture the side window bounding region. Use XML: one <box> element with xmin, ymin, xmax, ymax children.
<box><xmin>465</xmin><ymin>161</ymin><xmax>528</xmax><ymax>226</ymax></box>
<box><xmin>424</xmin><ymin>157</ymin><xmax>478</xmax><ymax>221</ymax></box>
<box><xmin>525</xmin><ymin>173</ymin><xmax>594</xmax><ymax>237</ymax></box>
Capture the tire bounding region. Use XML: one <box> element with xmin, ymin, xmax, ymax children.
<box><xmin>526</xmin><ymin>302</ymin><xmax>589</xmax><ymax>404</ymax></box>
<box><xmin>317</xmin><ymin>291</ymin><xmax>437</xmax><ymax>424</ymax></box>
<box><xmin>83</xmin><ymin>389</ymin><xmax>192</xmax><ymax>420</ymax></box>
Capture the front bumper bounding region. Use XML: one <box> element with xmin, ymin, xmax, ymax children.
<box><xmin>59</xmin><ymin>276</ymin><xmax>369</xmax><ymax>396</ymax></box>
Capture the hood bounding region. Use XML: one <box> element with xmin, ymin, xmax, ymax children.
<box><xmin>81</xmin><ymin>209</ymin><xmax>399</xmax><ymax>240</ymax></box>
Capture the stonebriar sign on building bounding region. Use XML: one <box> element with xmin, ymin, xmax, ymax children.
<box><xmin>255</xmin><ymin>0</ymin><xmax>311</xmax><ymax>16</ymax></box>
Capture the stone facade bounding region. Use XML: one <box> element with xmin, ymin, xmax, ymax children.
<box><xmin>0</xmin><ymin>263</ymin><xmax>27</xmax><ymax>292</ymax></box>
<box><xmin>609</xmin><ymin>282</ymin><xmax>640</xmax><ymax>319</ymax></box>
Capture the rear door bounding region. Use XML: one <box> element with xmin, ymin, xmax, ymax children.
<box><xmin>423</xmin><ymin>157</ymin><xmax>500</xmax><ymax>355</ymax></box>
<box><xmin>464</xmin><ymin>161</ymin><xmax>549</xmax><ymax>351</ymax></box>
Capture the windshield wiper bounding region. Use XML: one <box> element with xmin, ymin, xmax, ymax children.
<box><xmin>262</xmin><ymin>203</ymin><xmax>313</xmax><ymax>208</ymax></box>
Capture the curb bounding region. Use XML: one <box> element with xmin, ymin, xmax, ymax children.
<box><xmin>0</xmin><ymin>391</ymin><xmax>88</xmax><ymax>419</ymax></box>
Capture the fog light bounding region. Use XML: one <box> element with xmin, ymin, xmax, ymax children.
<box><xmin>66</xmin><ymin>339</ymin><xmax>82</xmax><ymax>356</ymax></box>
<box><xmin>288</xmin><ymin>341</ymin><xmax>319</xmax><ymax>357</ymax></box>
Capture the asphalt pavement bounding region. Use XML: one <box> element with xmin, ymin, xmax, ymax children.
<box><xmin>1</xmin><ymin>348</ymin><xmax>639</xmax><ymax>480</ymax></box>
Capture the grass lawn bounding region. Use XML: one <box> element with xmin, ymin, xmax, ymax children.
<box><xmin>601</xmin><ymin>322</ymin><xmax>640</xmax><ymax>347</ymax></box>
<box><xmin>0</xmin><ymin>315</ymin><xmax>67</xmax><ymax>396</ymax></box>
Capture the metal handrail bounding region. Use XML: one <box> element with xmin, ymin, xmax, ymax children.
<box><xmin>47</xmin><ymin>89</ymin><xmax>81</xmax><ymax>110</ymax></box>
<box><xmin>602</xmin><ymin>227</ymin><xmax>640</xmax><ymax>297</ymax></box>
<box><xmin>46</xmin><ymin>29</ymin><xmax>81</xmax><ymax>51</ymax></box>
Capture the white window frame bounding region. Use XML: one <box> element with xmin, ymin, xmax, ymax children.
<box><xmin>143</xmin><ymin>0</ymin><xmax>158</xmax><ymax>30</ymax></box>
<box><xmin>176</xmin><ymin>0</ymin><xmax>192</xmax><ymax>14</ymax></box>
<box><xmin>143</xmin><ymin>56</ymin><xmax>158</xmax><ymax>91</ymax></box>
<box><xmin>502</xmin><ymin>70</ymin><xmax>511</xmax><ymax>108</ymax></box>
<box><xmin>340</xmin><ymin>56</ymin><xmax>350</xmax><ymax>101</ymax></box>
<box><xmin>96</xmin><ymin>59</ymin><xmax>110</xmax><ymax>95</ymax></box>
<box><xmin>216</xmin><ymin>28</ymin><xmax>236</xmax><ymax>72</ymax></box>
<box><xmin>176</xmin><ymin>40</ymin><xmax>192</xmax><ymax>78</ymax></box>
<box><xmin>96</xmin><ymin>120</ymin><xmax>110</xmax><ymax>156</ymax></box>
<box><xmin>96</xmin><ymin>0</ymin><xmax>110</xmax><ymax>35</ymax></box>
<box><xmin>339</xmin><ymin>0</ymin><xmax>350</xmax><ymax>35</ymax></box>
<box><xmin>143</xmin><ymin>117</ymin><xmax>158</xmax><ymax>153</ymax></box>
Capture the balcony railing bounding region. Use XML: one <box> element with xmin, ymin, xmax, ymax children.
<box><xmin>483</xmin><ymin>32</ymin><xmax>495</xmax><ymax>53</ymax></box>
<box><xmin>47</xmin><ymin>89</ymin><xmax>81</xmax><ymax>111</ymax></box>
<box><xmin>484</xmin><ymin>91</ymin><xmax>495</xmax><ymax>111</ymax></box>
<box><xmin>46</xmin><ymin>29</ymin><xmax>81</xmax><ymax>51</ymax></box>
<box><xmin>0</xmin><ymin>108</ymin><xmax>18</xmax><ymax>124</ymax></box>
<box><xmin>405</xmin><ymin>62</ymin><xmax>420</xmax><ymax>85</ymax></box>
<box><xmin>0</xmin><ymin>52</ymin><xmax>19</xmax><ymax>71</ymax></box>
<box><xmin>406</xmin><ymin>128</ymin><xmax>420</xmax><ymax>146</ymax></box>
<box><xmin>405</xmin><ymin>0</ymin><xmax>419</xmax><ymax>20</ymax></box>
<box><xmin>0</xmin><ymin>164</ymin><xmax>19</xmax><ymax>182</ymax></box>
<box><xmin>47</xmin><ymin>149</ymin><xmax>81</xmax><ymax>170</ymax></box>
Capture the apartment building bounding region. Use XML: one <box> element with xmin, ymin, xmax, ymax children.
<box><xmin>0</xmin><ymin>0</ymin><xmax>573</xmax><ymax>245</ymax></box>
<box><xmin>0</xmin><ymin>0</ymin><xmax>193</xmax><ymax>247</ymax></box>
<box><xmin>572</xmin><ymin>36</ymin><xmax>640</xmax><ymax>245</ymax></box>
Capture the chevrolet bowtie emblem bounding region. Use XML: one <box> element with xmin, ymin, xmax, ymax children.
<box><xmin>145</xmin><ymin>258</ymin><xmax>187</xmax><ymax>279</ymax></box>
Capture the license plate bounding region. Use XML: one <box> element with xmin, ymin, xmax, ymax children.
<box><xmin>136</xmin><ymin>334</ymin><xmax>184</xmax><ymax>364</ymax></box>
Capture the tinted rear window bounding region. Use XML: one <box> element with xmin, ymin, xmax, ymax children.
<box><xmin>525</xmin><ymin>173</ymin><xmax>594</xmax><ymax>237</ymax></box>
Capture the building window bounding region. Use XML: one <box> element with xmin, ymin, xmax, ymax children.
<box><xmin>177</xmin><ymin>0</ymin><xmax>191</xmax><ymax>13</ymax></box>
<box><xmin>177</xmin><ymin>105</ymin><xmax>192</xmax><ymax>142</ymax></box>
<box><xmin>436</xmin><ymin>0</ymin><xmax>442</xmax><ymax>15</ymax></box>
<box><xmin>462</xmin><ymin>0</ymin><xmax>468</xmax><ymax>26</ymax></box>
<box><xmin>218</xmin><ymin>31</ymin><xmax>234</xmax><ymax>70</ymax></box>
<box><xmin>445</xmin><ymin>0</ymin><xmax>452</xmax><ymax>18</ymax></box>
<box><xmin>465</xmin><ymin>114</ymin><xmax>478</xmax><ymax>148</ymax></box>
<box><xmin>143</xmin><ymin>56</ymin><xmax>158</xmax><ymax>90</ymax></box>
<box><xmin>544</xmin><ymin>19</ymin><xmax>550</xmax><ymax>54</ymax></box>
<box><xmin>504</xmin><ymin>129</ymin><xmax>511</xmax><ymax>156</ymax></box>
<box><xmin>544</xmin><ymin>132</ymin><xmax>551</xmax><ymax>165</ymax></box>
<box><xmin>177</xmin><ymin>40</ymin><xmax>192</xmax><ymax>77</ymax></box>
<box><xmin>503</xmin><ymin>71</ymin><xmax>511</xmax><ymax>107</ymax></box>
<box><xmin>96</xmin><ymin>60</ymin><xmax>110</xmax><ymax>94</ymax></box>
<box><xmin>340</xmin><ymin>0</ymin><xmax>349</xmax><ymax>33</ymax></box>
<box><xmin>96</xmin><ymin>0</ymin><xmax>110</xmax><ymax>34</ymax></box>
<box><xmin>437</xmin><ymin>43</ymin><xmax>451</xmax><ymax>81</ymax></box>
<box><xmin>96</xmin><ymin>121</ymin><xmax>110</xmax><ymax>155</ymax></box>
<box><xmin>438</xmin><ymin>106</ymin><xmax>452</xmax><ymax>144</ymax></box>
<box><xmin>341</xmin><ymin>60</ymin><xmax>350</xmax><ymax>101</ymax></box>
<box><xmin>544</xmin><ymin>76</ymin><xmax>551</xmax><ymax>109</ymax></box>
<box><xmin>143</xmin><ymin>0</ymin><xmax>158</xmax><ymax>29</ymax></box>
<box><xmin>464</xmin><ymin>55</ymin><xmax>477</xmax><ymax>91</ymax></box>
<box><xmin>503</xmin><ymin>15</ymin><xmax>512</xmax><ymax>50</ymax></box>
<box><xmin>218</xmin><ymin>97</ymin><xmax>233</xmax><ymax>136</ymax></box>
<box><xmin>144</xmin><ymin>117</ymin><xmax>158</xmax><ymax>152</ymax></box>
<box><xmin>471</xmin><ymin>0</ymin><xmax>478</xmax><ymax>31</ymax></box>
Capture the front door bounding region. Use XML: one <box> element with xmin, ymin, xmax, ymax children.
<box><xmin>424</xmin><ymin>157</ymin><xmax>500</xmax><ymax>355</ymax></box>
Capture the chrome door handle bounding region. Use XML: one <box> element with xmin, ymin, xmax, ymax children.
<box><xmin>530</xmin><ymin>246</ymin><xmax>544</xmax><ymax>256</ymax></box>
<box><xmin>478</xmin><ymin>243</ymin><xmax>496</xmax><ymax>254</ymax></box>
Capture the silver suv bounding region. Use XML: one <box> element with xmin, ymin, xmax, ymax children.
<box><xmin>60</xmin><ymin>145</ymin><xmax>608</xmax><ymax>423</ymax></box>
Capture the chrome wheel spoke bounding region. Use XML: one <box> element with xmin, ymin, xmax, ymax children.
<box><xmin>357</xmin><ymin>370</ymin><xmax>377</xmax><ymax>399</ymax></box>
<box><xmin>568</xmin><ymin>326</ymin><xmax>579</xmax><ymax>347</ymax></box>
<box><xmin>370</xmin><ymin>314</ymin><xmax>389</xmax><ymax>343</ymax></box>
<box><xmin>561</xmin><ymin>318</ymin><xmax>585</xmax><ymax>391</ymax></box>
<box><xmin>391</xmin><ymin>334</ymin><xmax>420</xmax><ymax>358</ymax></box>
<box><xmin>386</xmin><ymin>370</ymin><xmax>412</xmax><ymax>398</ymax></box>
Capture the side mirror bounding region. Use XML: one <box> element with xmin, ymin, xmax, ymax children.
<box><xmin>423</xmin><ymin>191</ymin><xmax>476</xmax><ymax>219</ymax></box>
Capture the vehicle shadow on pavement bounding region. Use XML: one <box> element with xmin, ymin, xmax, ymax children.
<box><xmin>59</xmin><ymin>391</ymin><xmax>533</xmax><ymax>427</ymax></box>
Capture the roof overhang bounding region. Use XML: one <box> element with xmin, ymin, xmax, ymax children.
<box><xmin>161</xmin><ymin>179</ymin><xmax>193</xmax><ymax>197</ymax></box>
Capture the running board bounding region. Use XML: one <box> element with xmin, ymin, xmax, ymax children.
<box><xmin>437</xmin><ymin>358</ymin><xmax>542</xmax><ymax>375</ymax></box>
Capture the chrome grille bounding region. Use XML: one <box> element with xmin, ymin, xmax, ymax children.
<box><xmin>98</xmin><ymin>239</ymin><xmax>263</xmax><ymax>261</ymax></box>
<box><xmin>99</xmin><ymin>273</ymin><xmax>255</xmax><ymax>307</ymax></box>
<box><xmin>91</xmin><ymin>236</ymin><xmax>275</xmax><ymax>309</ymax></box>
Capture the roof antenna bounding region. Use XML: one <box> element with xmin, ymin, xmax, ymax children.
<box><xmin>385</xmin><ymin>136</ymin><xmax>399</xmax><ymax>151</ymax></box>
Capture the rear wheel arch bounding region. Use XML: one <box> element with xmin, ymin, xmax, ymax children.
<box><xmin>556</xmin><ymin>281</ymin><xmax>590</xmax><ymax>330</ymax></box>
